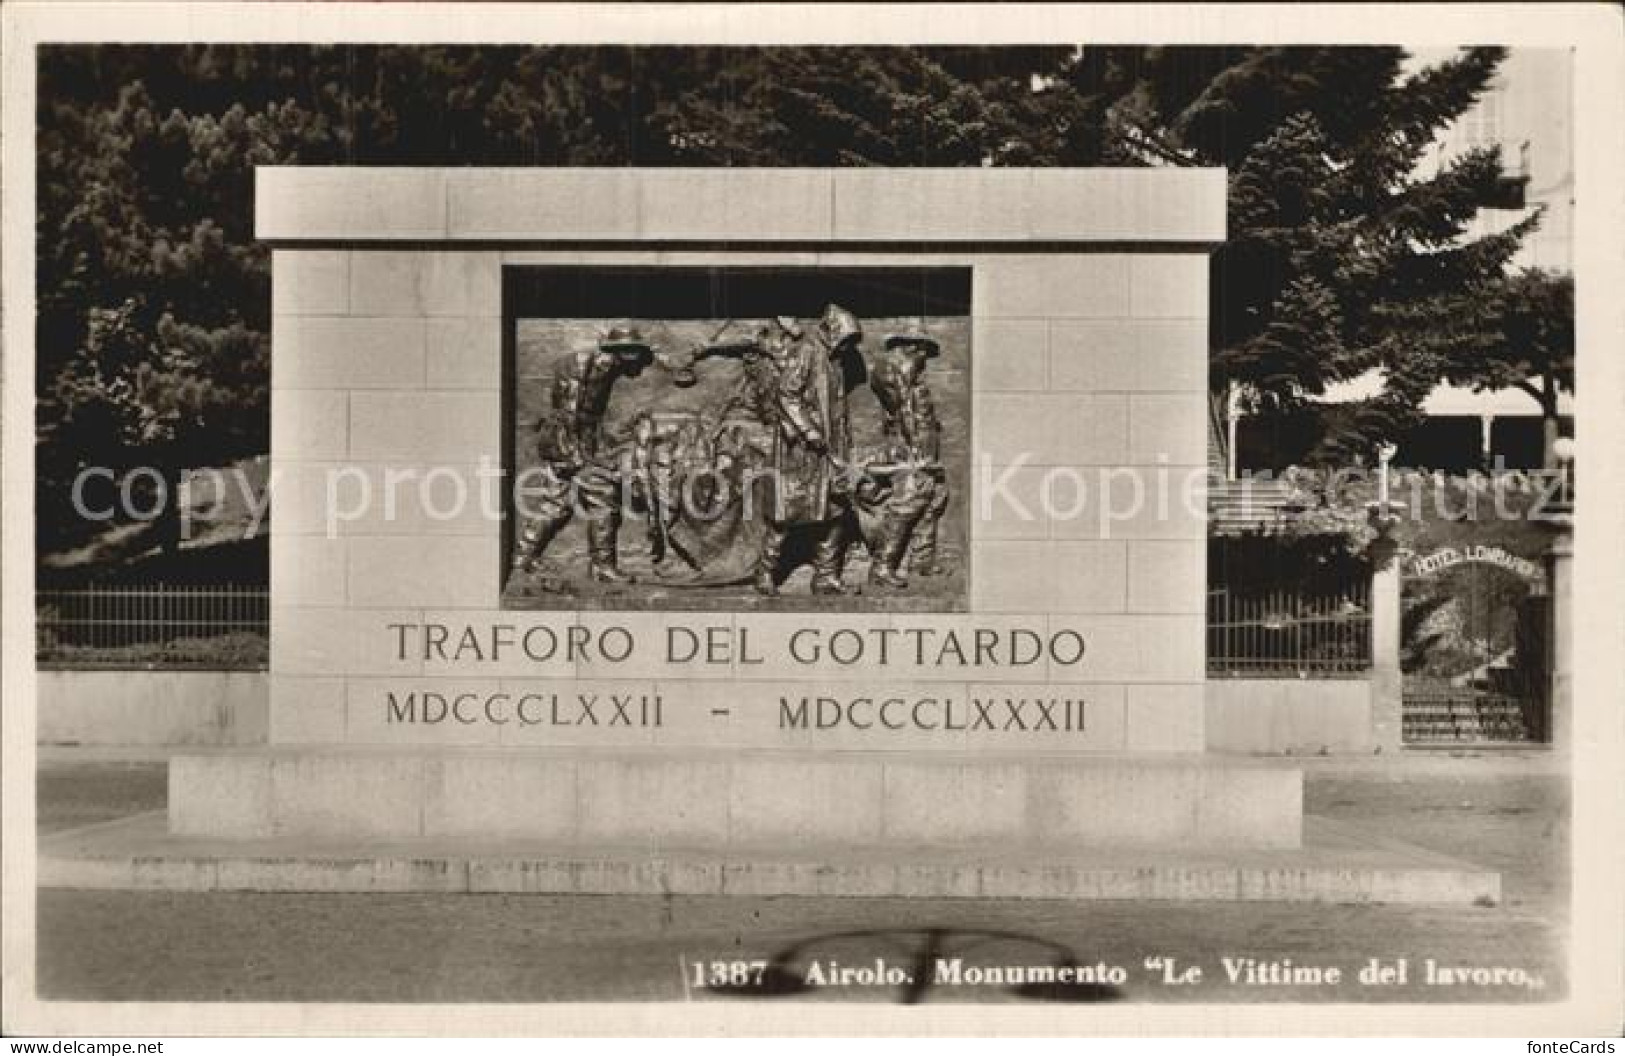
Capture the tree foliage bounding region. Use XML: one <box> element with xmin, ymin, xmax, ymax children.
<box><xmin>1113</xmin><ymin>47</ymin><xmax>1539</xmax><ymax>462</ymax></box>
<box><xmin>36</xmin><ymin>44</ymin><xmax>1552</xmax><ymax>553</ymax></box>
<box><xmin>1438</xmin><ymin>267</ymin><xmax>1573</xmax><ymax>464</ymax></box>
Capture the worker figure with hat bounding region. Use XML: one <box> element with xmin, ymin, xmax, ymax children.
<box><xmin>865</xmin><ymin>320</ymin><xmax>949</xmax><ymax>587</ymax></box>
<box><xmin>510</xmin><ymin>324</ymin><xmax>655</xmax><ymax>587</ymax></box>
<box><xmin>753</xmin><ymin>305</ymin><xmax>863</xmax><ymax>596</ymax></box>
<box><xmin>688</xmin><ymin>316</ymin><xmax>802</xmax><ymax>429</ymax></box>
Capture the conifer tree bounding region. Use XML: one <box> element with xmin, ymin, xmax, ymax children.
<box><xmin>1105</xmin><ymin>46</ymin><xmax>1537</xmax><ymax>462</ymax></box>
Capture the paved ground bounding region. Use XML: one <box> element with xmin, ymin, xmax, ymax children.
<box><xmin>34</xmin><ymin>752</ymin><xmax>1567</xmax><ymax>1004</ymax></box>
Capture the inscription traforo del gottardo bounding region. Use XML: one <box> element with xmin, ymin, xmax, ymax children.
<box><xmin>384</xmin><ymin>619</ymin><xmax>1087</xmax><ymax>668</ymax></box>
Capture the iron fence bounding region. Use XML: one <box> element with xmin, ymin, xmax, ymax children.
<box><xmin>1403</xmin><ymin>681</ymin><xmax>1546</xmax><ymax>744</ymax></box>
<box><xmin>1206</xmin><ymin>585</ymin><xmax>1372</xmax><ymax>678</ymax></box>
<box><xmin>36</xmin><ymin>584</ymin><xmax>269</xmax><ymax>669</ymax></box>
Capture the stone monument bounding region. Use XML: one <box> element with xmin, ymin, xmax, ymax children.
<box><xmin>109</xmin><ymin>168</ymin><xmax>1487</xmax><ymax>899</ymax></box>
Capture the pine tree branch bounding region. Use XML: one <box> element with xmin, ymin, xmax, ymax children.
<box><xmin>1512</xmin><ymin>379</ymin><xmax>1544</xmax><ymax>401</ymax></box>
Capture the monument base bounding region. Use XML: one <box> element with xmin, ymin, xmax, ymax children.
<box><xmin>167</xmin><ymin>748</ymin><xmax>1303</xmax><ymax>850</ymax></box>
<box><xmin>44</xmin><ymin>749</ymin><xmax>1500</xmax><ymax>905</ymax></box>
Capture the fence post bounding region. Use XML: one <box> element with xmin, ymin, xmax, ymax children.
<box><xmin>1545</xmin><ymin>516</ymin><xmax>1573</xmax><ymax>753</ymax></box>
<box><xmin>1367</xmin><ymin>506</ymin><xmax>1404</xmax><ymax>753</ymax></box>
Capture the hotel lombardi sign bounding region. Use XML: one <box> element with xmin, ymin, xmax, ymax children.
<box><xmin>1409</xmin><ymin>545</ymin><xmax>1544</xmax><ymax>582</ymax></box>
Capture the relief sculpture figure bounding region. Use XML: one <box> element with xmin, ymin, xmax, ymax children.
<box><xmin>510</xmin><ymin>324</ymin><xmax>654</xmax><ymax>588</ymax></box>
<box><xmin>861</xmin><ymin>321</ymin><xmax>949</xmax><ymax>587</ymax></box>
<box><xmin>635</xmin><ymin>317</ymin><xmax>800</xmax><ymax>588</ymax></box>
<box><xmin>753</xmin><ymin>305</ymin><xmax>863</xmax><ymax>597</ymax></box>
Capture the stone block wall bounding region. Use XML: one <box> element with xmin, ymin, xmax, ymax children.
<box><xmin>262</xmin><ymin>168</ymin><xmax>1219</xmax><ymax>755</ymax></box>
<box><xmin>1206</xmin><ymin>679</ymin><xmax>1377</xmax><ymax>755</ymax></box>
<box><xmin>38</xmin><ymin>671</ymin><xmax>268</xmax><ymax>747</ymax></box>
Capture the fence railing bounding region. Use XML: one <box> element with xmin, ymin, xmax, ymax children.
<box><xmin>1402</xmin><ymin>681</ymin><xmax>1545</xmax><ymax>745</ymax></box>
<box><xmin>37</xmin><ymin>584</ymin><xmax>269</xmax><ymax>670</ymax></box>
<box><xmin>1206</xmin><ymin>585</ymin><xmax>1372</xmax><ymax>678</ymax></box>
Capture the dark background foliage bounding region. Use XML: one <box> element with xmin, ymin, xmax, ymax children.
<box><xmin>36</xmin><ymin>44</ymin><xmax>1567</xmax><ymax>576</ymax></box>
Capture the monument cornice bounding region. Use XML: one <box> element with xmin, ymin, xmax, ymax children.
<box><xmin>255</xmin><ymin>166</ymin><xmax>1228</xmax><ymax>246</ymax></box>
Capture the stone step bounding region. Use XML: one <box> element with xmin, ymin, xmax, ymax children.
<box><xmin>169</xmin><ymin>747</ymin><xmax>1303</xmax><ymax>850</ymax></box>
<box><xmin>39</xmin><ymin>812</ymin><xmax>1498</xmax><ymax>905</ymax></box>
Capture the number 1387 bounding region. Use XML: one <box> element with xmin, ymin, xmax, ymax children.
<box><xmin>691</xmin><ymin>959</ymin><xmax>769</xmax><ymax>988</ymax></box>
